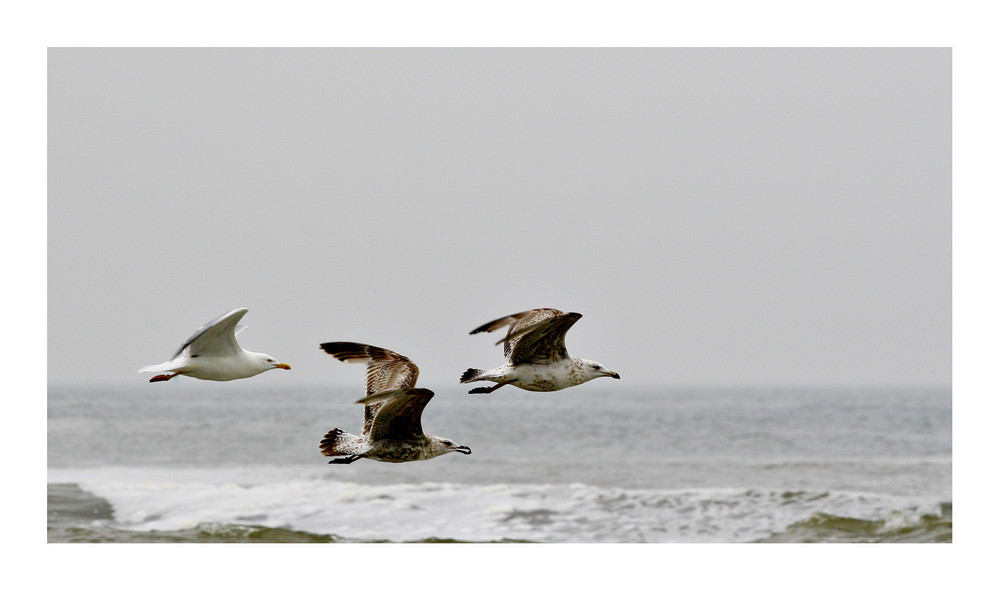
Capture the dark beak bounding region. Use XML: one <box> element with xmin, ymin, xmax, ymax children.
<box><xmin>455</xmin><ymin>446</ymin><xmax>472</xmax><ymax>455</ymax></box>
<box><xmin>607</xmin><ymin>371</ymin><xmax>621</xmax><ymax>379</ymax></box>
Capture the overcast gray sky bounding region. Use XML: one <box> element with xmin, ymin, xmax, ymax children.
<box><xmin>47</xmin><ymin>48</ymin><xmax>950</xmax><ymax>390</ymax></box>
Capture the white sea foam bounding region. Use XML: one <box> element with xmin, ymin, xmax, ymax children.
<box><xmin>48</xmin><ymin>466</ymin><xmax>947</xmax><ymax>543</ymax></box>
<box><xmin>48</xmin><ymin>387</ymin><xmax>951</xmax><ymax>542</ymax></box>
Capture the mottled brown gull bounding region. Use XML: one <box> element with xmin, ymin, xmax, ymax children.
<box><xmin>138</xmin><ymin>308</ymin><xmax>290</xmax><ymax>382</ymax></box>
<box><xmin>319</xmin><ymin>342</ymin><xmax>471</xmax><ymax>464</ymax></box>
<box><xmin>460</xmin><ymin>308</ymin><xmax>620</xmax><ymax>394</ymax></box>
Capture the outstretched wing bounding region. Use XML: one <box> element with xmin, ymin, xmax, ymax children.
<box><xmin>504</xmin><ymin>313</ymin><xmax>582</xmax><ymax>365</ymax></box>
<box><xmin>320</xmin><ymin>342</ymin><xmax>420</xmax><ymax>436</ymax></box>
<box><xmin>362</xmin><ymin>388</ymin><xmax>434</xmax><ymax>442</ymax></box>
<box><xmin>174</xmin><ymin>308</ymin><xmax>249</xmax><ymax>358</ymax></box>
<box><xmin>470</xmin><ymin>308</ymin><xmax>580</xmax><ymax>364</ymax></box>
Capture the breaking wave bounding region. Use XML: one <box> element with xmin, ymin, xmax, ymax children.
<box><xmin>47</xmin><ymin>468</ymin><xmax>951</xmax><ymax>543</ymax></box>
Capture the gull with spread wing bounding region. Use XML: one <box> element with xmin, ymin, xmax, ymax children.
<box><xmin>319</xmin><ymin>342</ymin><xmax>471</xmax><ymax>464</ymax></box>
<box><xmin>461</xmin><ymin>308</ymin><xmax>620</xmax><ymax>394</ymax></box>
<box><xmin>139</xmin><ymin>308</ymin><xmax>290</xmax><ymax>382</ymax></box>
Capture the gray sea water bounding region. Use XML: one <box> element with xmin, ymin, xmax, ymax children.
<box><xmin>47</xmin><ymin>384</ymin><xmax>951</xmax><ymax>542</ymax></box>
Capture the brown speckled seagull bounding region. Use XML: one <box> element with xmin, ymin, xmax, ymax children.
<box><xmin>460</xmin><ymin>308</ymin><xmax>620</xmax><ymax>394</ymax></box>
<box><xmin>319</xmin><ymin>342</ymin><xmax>471</xmax><ymax>464</ymax></box>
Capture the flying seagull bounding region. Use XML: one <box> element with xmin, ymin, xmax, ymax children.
<box><xmin>318</xmin><ymin>342</ymin><xmax>471</xmax><ymax>464</ymax></box>
<box><xmin>138</xmin><ymin>308</ymin><xmax>291</xmax><ymax>382</ymax></box>
<box><xmin>461</xmin><ymin>308</ymin><xmax>620</xmax><ymax>394</ymax></box>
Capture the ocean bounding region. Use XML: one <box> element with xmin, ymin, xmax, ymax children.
<box><xmin>47</xmin><ymin>384</ymin><xmax>951</xmax><ymax>543</ymax></box>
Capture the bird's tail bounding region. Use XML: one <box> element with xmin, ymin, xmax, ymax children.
<box><xmin>319</xmin><ymin>428</ymin><xmax>365</xmax><ymax>457</ymax></box>
<box><xmin>138</xmin><ymin>361</ymin><xmax>173</xmax><ymax>374</ymax></box>
<box><xmin>460</xmin><ymin>368</ymin><xmax>485</xmax><ymax>383</ymax></box>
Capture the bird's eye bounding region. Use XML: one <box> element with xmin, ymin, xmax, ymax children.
<box><xmin>592</xmin><ymin>364</ymin><xmax>600</xmax><ymax>370</ymax></box>
<box><xmin>267</xmin><ymin>359</ymin><xmax>274</xmax><ymax>362</ymax></box>
<box><xmin>444</xmin><ymin>440</ymin><xmax>453</xmax><ymax>446</ymax></box>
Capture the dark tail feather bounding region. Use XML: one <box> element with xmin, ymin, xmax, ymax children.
<box><xmin>319</xmin><ymin>428</ymin><xmax>353</xmax><ymax>457</ymax></box>
<box><xmin>460</xmin><ymin>368</ymin><xmax>483</xmax><ymax>383</ymax></box>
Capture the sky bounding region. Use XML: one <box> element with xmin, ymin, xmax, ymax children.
<box><xmin>47</xmin><ymin>48</ymin><xmax>951</xmax><ymax>389</ymax></box>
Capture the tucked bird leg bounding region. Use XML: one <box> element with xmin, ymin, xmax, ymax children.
<box><xmin>149</xmin><ymin>373</ymin><xmax>179</xmax><ymax>382</ymax></box>
<box><xmin>328</xmin><ymin>454</ymin><xmax>363</xmax><ymax>464</ymax></box>
<box><xmin>468</xmin><ymin>382</ymin><xmax>510</xmax><ymax>395</ymax></box>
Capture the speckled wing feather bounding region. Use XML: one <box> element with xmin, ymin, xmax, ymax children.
<box><xmin>503</xmin><ymin>312</ymin><xmax>582</xmax><ymax>365</ymax></box>
<box><xmin>469</xmin><ymin>308</ymin><xmax>566</xmax><ymax>359</ymax></box>
<box><xmin>174</xmin><ymin>308</ymin><xmax>248</xmax><ymax>358</ymax></box>
<box><xmin>366</xmin><ymin>388</ymin><xmax>434</xmax><ymax>441</ymax></box>
<box><xmin>319</xmin><ymin>342</ymin><xmax>420</xmax><ymax>436</ymax></box>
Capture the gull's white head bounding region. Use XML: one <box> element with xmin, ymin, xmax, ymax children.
<box><xmin>577</xmin><ymin>358</ymin><xmax>621</xmax><ymax>382</ymax></box>
<box><xmin>429</xmin><ymin>436</ymin><xmax>472</xmax><ymax>458</ymax></box>
<box><xmin>251</xmin><ymin>351</ymin><xmax>292</xmax><ymax>372</ymax></box>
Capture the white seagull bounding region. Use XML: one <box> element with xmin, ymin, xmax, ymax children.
<box><xmin>138</xmin><ymin>308</ymin><xmax>291</xmax><ymax>382</ymax></box>
<box><xmin>319</xmin><ymin>342</ymin><xmax>471</xmax><ymax>464</ymax></box>
<box><xmin>461</xmin><ymin>308</ymin><xmax>620</xmax><ymax>394</ymax></box>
